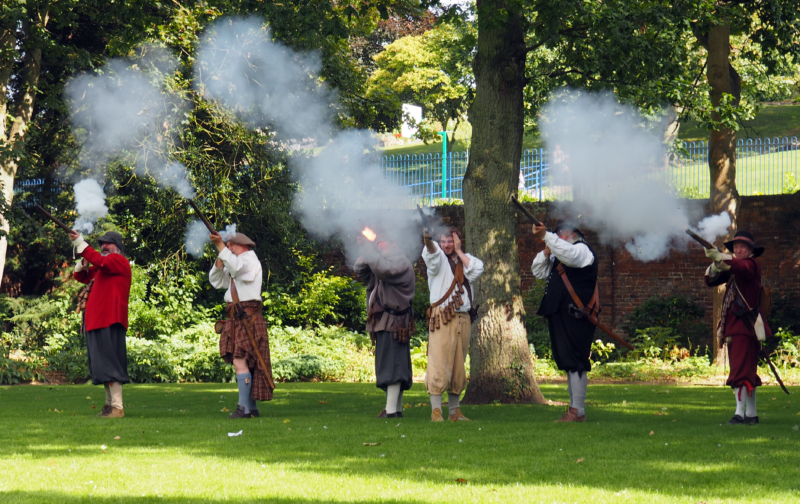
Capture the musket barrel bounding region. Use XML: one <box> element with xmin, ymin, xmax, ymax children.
<box><xmin>33</xmin><ymin>204</ymin><xmax>73</xmax><ymax>234</ymax></box>
<box><xmin>510</xmin><ymin>196</ymin><xmax>543</xmax><ymax>226</ymax></box>
<box><xmin>187</xmin><ymin>199</ymin><xmax>218</xmax><ymax>235</ymax></box>
<box><xmin>685</xmin><ymin>228</ymin><xmax>715</xmax><ymax>249</ymax></box>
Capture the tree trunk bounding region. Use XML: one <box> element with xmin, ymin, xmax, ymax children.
<box><xmin>706</xmin><ymin>23</ymin><xmax>741</xmax><ymax>365</ymax></box>
<box><xmin>0</xmin><ymin>17</ymin><xmax>43</xmax><ymax>289</ymax></box>
<box><xmin>461</xmin><ymin>0</ymin><xmax>545</xmax><ymax>404</ymax></box>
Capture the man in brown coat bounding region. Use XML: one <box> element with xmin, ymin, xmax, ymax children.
<box><xmin>354</xmin><ymin>229</ymin><xmax>416</xmax><ymax>418</ymax></box>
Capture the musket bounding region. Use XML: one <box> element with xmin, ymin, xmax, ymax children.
<box><xmin>33</xmin><ymin>204</ymin><xmax>73</xmax><ymax>234</ymax></box>
<box><xmin>510</xmin><ymin>196</ymin><xmax>543</xmax><ymax>226</ymax></box>
<box><xmin>187</xmin><ymin>199</ymin><xmax>218</xmax><ymax>235</ymax></box>
<box><xmin>417</xmin><ymin>204</ymin><xmax>433</xmax><ymax>234</ymax></box>
<box><xmin>685</xmin><ymin>228</ymin><xmax>715</xmax><ymax>250</ymax></box>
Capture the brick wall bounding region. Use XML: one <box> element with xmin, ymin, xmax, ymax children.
<box><xmin>327</xmin><ymin>194</ymin><xmax>800</xmax><ymax>332</ymax></box>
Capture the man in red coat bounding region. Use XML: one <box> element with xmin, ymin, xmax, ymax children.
<box><xmin>704</xmin><ymin>230</ymin><xmax>771</xmax><ymax>425</ymax></box>
<box><xmin>69</xmin><ymin>230</ymin><xmax>132</xmax><ymax>418</ymax></box>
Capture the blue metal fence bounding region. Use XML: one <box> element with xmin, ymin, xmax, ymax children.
<box><xmin>13</xmin><ymin>137</ymin><xmax>800</xmax><ymax>207</ymax></box>
<box><xmin>382</xmin><ymin>136</ymin><xmax>800</xmax><ymax>205</ymax></box>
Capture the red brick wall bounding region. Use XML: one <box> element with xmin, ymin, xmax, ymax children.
<box><xmin>327</xmin><ymin>194</ymin><xmax>800</xmax><ymax>332</ymax></box>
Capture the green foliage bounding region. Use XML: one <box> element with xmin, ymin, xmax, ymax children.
<box><xmin>782</xmin><ymin>172</ymin><xmax>800</xmax><ymax>195</ymax></box>
<box><xmin>0</xmin><ymin>354</ymin><xmax>45</xmax><ymax>385</ymax></box>
<box><xmin>270</xmin><ymin>326</ymin><xmax>374</xmax><ymax>383</ymax></box>
<box><xmin>262</xmin><ymin>250</ymin><xmax>366</xmax><ymax>330</ymax></box>
<box><xmin>772</xmin><ymin>328</ymin><xmax>800</xmax><ymax>370</ymax></box>
<box><xmin>273</xmin><ymin>355</ymin><xmax>334</xmax><ymax>382</ymax></box>
<box><xmin>501</xmin><ymin>348</ymin><xmax>529</xmax><ymax>400</ymax></box>
<box><xmin>366</xmin><ymin>20</ymin><xmax>476</xmax><ymax>147</ymax></box>
<box><xmin>676</xmin><ymin>186</ymin><xmax>710</xmax><ymax>200</ymax></box>
<box><xmin>523</xmin><ymin>278</ymin><xmax>550</xmax><ymax>358</ymax></box>
<box><xmin>769</xmin><ymin>292</ymin><xmax>800</xmax><ymax>335</ymax></box>
<box><xmin>621</xmin><ymin>295</ymin><xmax>708</xmax><ymax>351</ymax></box>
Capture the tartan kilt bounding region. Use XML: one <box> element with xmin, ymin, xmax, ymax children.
<box><xmin>220</xmin><ymin>301</ymin><xmax>274</xmax><ymax>401</ymax></box>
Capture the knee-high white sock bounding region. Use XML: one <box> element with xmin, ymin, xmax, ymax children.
<box><xmin>430</xmin><ymin>394</ymin><xmax>443</xmax><ymax>412</ymax></box>
<box><xmin>109</xmin><ymin>382</ymin><xmax>123</xmax><ymax>410</ymax></box>
<box><xmin>385</xmin><ymin>383</ymin><xmax>401</xmax><ymax>414</ymax></box>
<box><xmin>745</xmin><ymin>388</ymin><xmax>757</xmax><ymax>418</ymax></box>
<box><xmin>734</xmin><ymin>386</ymin><xmax>746</xmax><ymax>417</ymax></box>
<box><xmin>568</xmin><ymin>371</ymin><xmax>587</xmax><ymax>417</ymax></box>
<box><xmin>104</xmin><ymin>383</ymin><xmax>112</xmax><ymax>406</ymax></box>
<box><xmin>448</xmin><ymin>392</ymin><xmax>460</xmax><ymax>415</ymax></box>
<box><xmin>396</xmin><ymin>390</ymin><xmax>404</xmax><ymax>413</ymax></box>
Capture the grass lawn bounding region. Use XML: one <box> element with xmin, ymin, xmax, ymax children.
<box><xmin>1</xmin><ymin>382</ymin><xmax>799</xmax><ymax>503</ymax></box>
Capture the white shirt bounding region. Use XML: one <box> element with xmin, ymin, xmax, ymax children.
<box><xmin>421</xmin><ymin>243</ymin><xmax>485</xmax><ymax>312</ymax></box>
<box><xmin>209</xmin><ymin>248</ymin><xmax>263</xmax><ymax>302</ymax></box>
<box><xmin>531</xmin><ymin>231</ymin><xmax>594</xmax><ymax>280</ymax></box>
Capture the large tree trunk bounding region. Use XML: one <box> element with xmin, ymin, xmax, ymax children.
<box><xmin>461</xmin><ymin>0</ymin><xmax>545</xmax><ymax>404</ymax></box>
<box><xmin>706</xmin><ymin>23</ymin><xmax>741</xmax><ymax>365</ymax></box>
<box><xmin>0</xmin><ymin>17</ymin><xmax>43</xmax><ymax>289</ymax></box>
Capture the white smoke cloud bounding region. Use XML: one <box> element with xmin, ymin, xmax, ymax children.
<box><xmin>73</xmin><ymin>179</ymin><xmax>109</xmax><ymax>234</ymax></box>
<box><xmin>66</xmin><ymin>53</ymin><xmax>196</xmax><ymax>198</ymax></box>
<box><xmin>541</xmin><ymin>91</ymin><xmax>697</xmax><ymax>261</ymax></box>
<box><xmin>195</xmin><ymin>17</ymin><xmax>423</xmax><ymax>262</ymax></box>
<box><xmin>185</xmin><ymin>219</ymin><xmax>210</xmax><ymax>258</ymax></box>
<box><xmin>697</xmin><ymin>212</ymin><xmax>732</xmax><ymax>243</ymax></box>
<box><xmin>219</xmin><ymin>223</ymin><xmax>238</xmax><ymax>243</ymax></box>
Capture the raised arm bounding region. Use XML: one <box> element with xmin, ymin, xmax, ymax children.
<box><xmin>544</xmin><ymin>232</ymin><xmax>594</xmax><ymax>268</ymax></box>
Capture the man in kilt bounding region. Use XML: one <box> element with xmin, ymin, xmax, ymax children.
<box><xmin>354</xmin><ymin>229</ymin><xmax>416</xmax><ymax>418</ymax></box>
<box><xmin>209</xmin><ymin>231</ymin><xmax>274</xmax><ymax>418</ymax></box>
<box><xmin>70</xmin><ymin>230</ymin><xmax>131</xmax><ymax>418</ymax></box>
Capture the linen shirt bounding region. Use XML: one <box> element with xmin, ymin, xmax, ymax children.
<box><xmin>209</xmin><ymin>248</ymin><xmax>263</xmax><ymax>302</ymax></box>
<box><xmin>531</xmin><ymin>231</ymin><xmax>595</xmax><ymax>280</ymax></box>
<box><xmin>421</xmin><ymin>242</ymin><xmax>484</xmax><ymax>313</ymax></box>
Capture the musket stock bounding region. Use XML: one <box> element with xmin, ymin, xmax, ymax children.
<box><xmin>187</xmin><ymin>199</ymin><xmax>218</xmax><ymax>235</ymax></box>
<box><xmin>685</xmin><ymin>228</ymin><xmax>715</xmax><ymax>250</ymax></box>
<box><xmin>510</xmin><ymin>196</ymin><xmax>543</xmax><ymax>226</ymax></box>
<box><xmin>33</xmin><ymin>204</ymin><xmax>73</xmax><ymax>234</ymax></box>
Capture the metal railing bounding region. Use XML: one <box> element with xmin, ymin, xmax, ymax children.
<box><xmin>382</xmin><ymin>136</ymin><xmax>800</xmax><ymax>205</ymax></box>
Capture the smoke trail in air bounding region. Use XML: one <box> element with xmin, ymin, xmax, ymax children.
<box><xmin>185</xmin><ymin>220</ymin><xmax>210</xmax><ymax>258</ymax></box>
<box><xmin>73</xmin><ymin>179</ymin><xmax>109</xmax><ymax>234</ymax></box>
<box><xmin>697</xmin><ymin>212</ymin><xmax>732</xmax><ymax>244</ymax></box>
<box><xmin>65</xmin><ymin>49</ymin><xmax>196</xmax><ymax>215</ymax></box>
<box><xmin>195</xmin><ymin>17</ymin><xmax>424</xmax><ymax>262</ymax></box>
<box><xmin>219</xmin><ymin>224</ymin><xmax>238</xmax><ymax>243</ymax></box>
<box><xmin>540</xmin><ymin>91</ymin><xmax>721</xmax><ymax>261</ymax></box>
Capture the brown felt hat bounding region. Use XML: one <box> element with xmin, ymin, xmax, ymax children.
<box><xmin>724</xmin><ymin>230</ymin><xmax>764</xmax><ymax>258</ymax></box>
<box><xmin>226</xmin><ymin>233</ymin><xmax>255</xmax><ymax>248</ymax></box>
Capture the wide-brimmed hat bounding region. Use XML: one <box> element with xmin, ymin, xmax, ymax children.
<box><xmin>226</xmin><ymin>232</ymin><xmax>255</xmax><ymax>248</ymax></box>
<box><xmin>724</xmin><ymin>230</ymin><xmax>764</xmax><ymax>257</ymax></box>
<box><xmin>97</xmin><ymin>231</ymin><xmax>125</xmax><ymax>253</ymax></box>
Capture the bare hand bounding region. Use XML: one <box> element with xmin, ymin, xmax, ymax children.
<box><xmin>544</xmin><ymin>245</ymin><xmax>551</xmax><ymax>259</ymax></box>
<box><xmin>209</xmin><ymin>233</ymin><xmax>225</xmax><ymax>252</ymax></box>
<box><xmin>532</xmin><ymin>223</ymin><xmax>547</xmax><ymax>241</ymax></box>
<box><xmin>68</xmin><ymin>230</ymin><xmax>80</xmax><ymax>241</ymax></box>
<box><xmin>215</xmin><ymin>259</ymin><xmax>223</xmax><ymax>269</ymax></box>
<box><xmin>452</xmin><ymin>232</ymin><xmax>462</xmax><ymax>252</ymax></box>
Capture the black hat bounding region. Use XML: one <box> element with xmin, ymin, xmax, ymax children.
<box><xmin>97</xmin><ymin>231</ymin><xmax>125</xmax><ymax>253</ymax></box>
<box><xmin>552</xmin><ymin>220</ymin><xmax>585</xmax><ymax>239</ymax></box>
<box><xmin>724</xmin><ymin>230</ymin><xmax>764</xmax><ymax>258</ymax></box>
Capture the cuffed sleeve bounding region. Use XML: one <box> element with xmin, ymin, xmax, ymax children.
<box><xmin>209</xmin><ymin>261</ymin><xmax>230</xmax><ymax>290</ymax></box>
<box><xmin>463</xmin><ymin>253</ymin><xmax>484</xmax><ymax>283</ymax></box>
<box><xmin>544</xmin><ymin>232</ymin><xmax>594</xmax><ymax>268</ymax></box>
<box><xmin>71</xmin><ymin>234</ymin><xmax>89</xmax><ymax>254</ymax></box>
<box><xmin>80</xmin><ymin>246</ymin><xmax>130</xmax><ymax>275</ymax></box>
<box><xmin>74</xmin><ymin>259</ymin><xmax>87</xmax><ymax>273</ymax></box>
<box><xmin>421</xmin><ymin>243</ymin><xmax>443</xmax><ymax>276</ymax></box>
<box><xmin>531</xmin><ymin>250</ymin><xmax>552</xmax><ymax>280</ymax></box>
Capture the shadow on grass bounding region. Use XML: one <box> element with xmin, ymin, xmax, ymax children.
<box><xmin>0</xmin><ymin>492</ymin><xmax>428</xmax><ymax>504</ymax></box>
<box><xmin>2</xmin><ymin>382</ymin><xmax>799</xmax><ymax>502</ymax></box>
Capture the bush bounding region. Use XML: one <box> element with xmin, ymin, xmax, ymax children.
<box><xmin>769</xmin><ymin>292</ymin><xmax>800</xmax><ymax>335</ymax></box>
<box><xmin>263</xmin><ymin>250</ymin><xmax>366</xmax><ymax>331</ymax></box>
<box><xmin>621</xmin><ymin>295</ymin><xmax>708</xmax><ymax>351</ymax></box>
<box><xmin>272</xmin><ymin>355</ymin><xmax>334</xmax><ymax>382</ymax></box>
<box><xmin>0</xmin><ymin>353</ymin><xmax>45</xmax><ymax>385</ymax></box>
